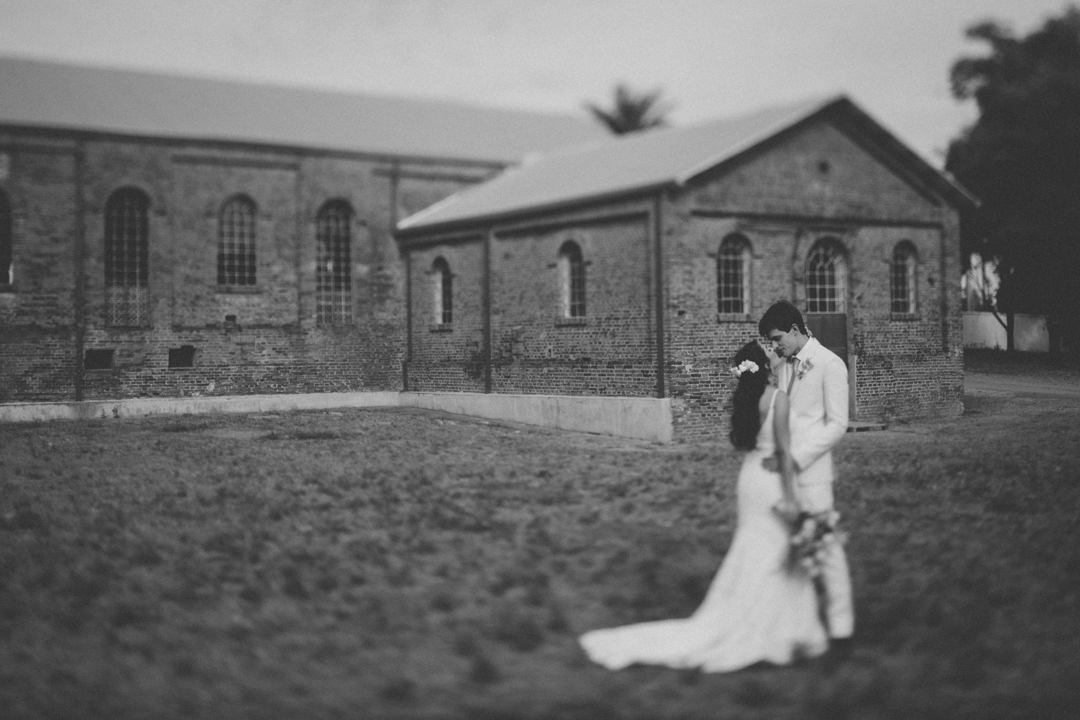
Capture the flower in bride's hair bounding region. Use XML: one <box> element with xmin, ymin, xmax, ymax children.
<box><xmin>730</xmin><ymin>359</ymin><xmax>760</xmax><ymax>378</ymax></box>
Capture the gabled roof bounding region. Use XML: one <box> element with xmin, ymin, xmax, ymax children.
<box><xmin>397</xmin><ymin>95</ymin><xmax>978</xmax><ymax>236</ymax></box>
<box><xmin>0</xmin><ymin>56</ymin><xmax>606</xmax><ymax>164</ymax></box>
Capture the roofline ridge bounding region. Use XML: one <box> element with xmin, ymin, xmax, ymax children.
<box><xmin>0</xmin><ymin>54</ymin><xmax>596</xmax><ymax>124</ymax></box>
<box><xmin>490</xmin><ymin>94</ymin><xmax>847</xmax><ymax>174</ymax></box>
<box><xmin>397</xmin><ymin>192</ymin><xmax>464</xmax><ymax>230</ymax></box>
<box><xmin>674</xmin><ymin>94</ymin><xmax>847</xmax><ymax>185</ymax></box>
<box><xmin>397</xmin><ymin>166</ymin><xmax>524</xmax><ymax>230</ymax></box>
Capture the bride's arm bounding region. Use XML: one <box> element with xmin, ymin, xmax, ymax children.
<box><xmin>772</xmin><ymin>390</ymin><xmax>798</xmax><ymax>510</ymax></box>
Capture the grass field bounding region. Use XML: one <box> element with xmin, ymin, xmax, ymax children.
<box><xmin>2</xmin><ymin>357</ymin><xmax>1079</xmax><ymax>719</ymax></box>
<box><xmin>964</xmin><ymin>347</ymin><xmax>1080</xmax><ymax>382</ymax></box>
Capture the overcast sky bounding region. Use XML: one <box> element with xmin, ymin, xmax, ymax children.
<box><xmin>0</xmin><ymin>0</ymin><xmax>1072</xmax><ymax>166</ymax></box>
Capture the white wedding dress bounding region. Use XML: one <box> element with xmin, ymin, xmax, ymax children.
<box><xmin>579</xmin><ymin>390</ymin><xmax>829</xmax><ymax>672</ymax></box>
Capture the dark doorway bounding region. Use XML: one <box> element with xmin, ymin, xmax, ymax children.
<box><xmin>805</xmin><ymin>313</ymin><xmax>847</xmax><ymax>366</ymax></box>
<box><xmin>803</xmin><ymin>236</ymin><xmax>854</xmax><ymax>418</ymax></box>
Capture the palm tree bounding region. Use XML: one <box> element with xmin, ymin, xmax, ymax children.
<box><xmin>586</xmin><ymin>83</ymin><xmax>673</xmax><ymax>135</ymax></box>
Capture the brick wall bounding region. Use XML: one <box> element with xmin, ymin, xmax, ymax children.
<box><xmin>404</xmin><ymin>237</ymin><xmax>487</xmax><ymax>393</ymax></box>
<box><xmin>403</xmin><ymin>202</ymin><xmax>662</xmax><ymax>398</ymax></box>
<box><xmin>0</xmin><ymin>130</ymin><xmax>495</xmax><ymax>402</ymax></box>
<box><xmin>490</xmin><ymin>215</ymin><xmax>657</xmax><ymax>396</ymax></box>
<box><xmin>0</xmin><ymin>137</ymin><xmax>79</xmax><ymax>402</ymax></box>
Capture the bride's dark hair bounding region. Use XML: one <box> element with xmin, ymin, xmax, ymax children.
<box><xmin>730</xmin><ymin>341</ymin><xmax>771</xmax><ymax>451</ymax></box>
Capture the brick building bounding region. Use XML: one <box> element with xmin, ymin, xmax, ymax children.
<box><xmin>396</xmin><ymin>96</ymin><xmax>978</xmax><ymax>440</ymax></box>
<box><xmin>0</xmin><ymin>58</ymin><xmax>603</xmax><ymax>403</ymax></box>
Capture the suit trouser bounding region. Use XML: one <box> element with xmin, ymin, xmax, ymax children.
<box><xmin>797</xmin><ymin>481</ymin><xmax>855</xmax><ymax>639</ymax></box>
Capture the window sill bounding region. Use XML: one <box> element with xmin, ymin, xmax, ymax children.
<box><xmin>429</xmin><ymin>324</ymin><xmax>453</xmax><ymax>333</ymax></box>
<box><xmin>890</xmin><ymin>312</ymin><xmax>919</xmax><ymax>322</ymax></box>
<box><xmin>216</xmin><ymin>285</ymin><xmax>261</xmax><ymax>294</ymax></box>
<box><xmin>717</xmin><ymin>313</ymin><xmax>753</xmax><ymax>323</ymax></box>
<box><xmin>555</xmin><ymin>316</ymin><xmax>587</xmax><ymax>327</ymax></box>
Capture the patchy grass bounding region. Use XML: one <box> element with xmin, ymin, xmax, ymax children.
<box><xmin>1</xmin><ymin>395</ymin><xmax>1079</xmax><ymax>719</ymax></box>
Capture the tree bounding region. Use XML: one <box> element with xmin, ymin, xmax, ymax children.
<box><xmin>585</xmin><ymin>83</ymin><xmax>673</xmax><ymax>135</ymax></box>
<box><xmin>945</xmin><ymin>6</ymin><xmax>1080</xmax><ymax>355</ymax></box>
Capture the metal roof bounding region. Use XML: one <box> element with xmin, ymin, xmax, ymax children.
<box><xmin>397</xmin><ymin>95</ymin><xmax>978</xmax><ymax>235</ymax></box>
<box><xmin>0</xmin><ymin>56</ymin><xmax>606</xmax><ymax>164</ymax></box>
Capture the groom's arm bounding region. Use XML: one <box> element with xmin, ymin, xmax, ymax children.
<box><xmin>790</xmin><ymin>356</ymin><xmax>849</xmax><ymax>471</ymax></box>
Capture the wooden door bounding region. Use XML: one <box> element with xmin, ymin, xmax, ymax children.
<box><xmin>805</xmin><ymin>313</ymin><xmax>847</xmax><ymax>366</ymax></box>
<box><xmin>804</xmin><ymin>237</ymin><xmax>853</xmax><ymax>417</ymax></box>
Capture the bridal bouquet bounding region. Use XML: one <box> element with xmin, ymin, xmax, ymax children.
<box><xmin>786</xmin><ymin>510</ymin><xmax>846</xmax><ymax>577</ymax></box>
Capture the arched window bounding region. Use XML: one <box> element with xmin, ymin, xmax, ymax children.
<box><xmin>717</xmin><ymin>233</ymin><xmax>751</xmax><ymax>314</ymax></box>
<box><xmin>805</xmin><ymin>238</ymin><xmax>848</xmax><ymax>313</ymax></box>
<box><xmin>104</xmin><ymin>187</ymin><xmax>150</xmax><ymax>326</ymax></box>
<box><xmin>218</xmin><ymin>195</ymin><xmax>257</xmax><ymax>286</ymax></box>
<box><xmin>0</xmin><ymin>189</ymin><xmax>11</xmax><ymax>288</ymax></box>
<box><xmin>558</xmin><ymin>240</ymin><xmax>586</xmax><ymax>318</ymax></box>
<box><xmin>891</xmin><ymin>241</ymin><xmax>917</xmax><ymax>314</ymax></box>
<box><xmin>431</xmin><ymin>257</ymin><xmax>452</xmax><ymax>325</ymax></box>
<box><xmin>315</xmin><ymin>200</ymin><xmax>352</xmax><ymax>326</ymax></box>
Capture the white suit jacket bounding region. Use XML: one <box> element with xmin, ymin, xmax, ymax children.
<box><xmin>776</xmin><ymin>337</ymin><xmax>849</xmax><ymax>489</ymax></box>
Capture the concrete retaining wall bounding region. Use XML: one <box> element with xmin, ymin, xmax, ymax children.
<box><xmin>1</xmin><ymin>391</ymin><xmax>675</xmax><ymax>443</ymax></box>
<box><xmin>400</xmin><ymin>392</ymin><xmax>673</xmax><ymax>443</ymax></box>
<box><xmin>0</xmin><ymin>392</ymin><xmax>400</xmax><ymax>423</ymax></box>
<box><xmin>963</xmin><ymin>311</ymin><xmax>1048</xmax><ymax>352</ymax></box>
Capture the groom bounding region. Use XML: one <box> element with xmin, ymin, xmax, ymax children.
<box><xmin>759</xmin><ymin>300</ymin><xmax>854</xmax><ymax>657</ymax></box>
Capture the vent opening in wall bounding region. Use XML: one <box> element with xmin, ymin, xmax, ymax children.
<box><xmin>168</xmin><ymin>345</ymin><xmax>196</xmax><ymax>369</ymax></box>
<box><xmin>84</xmin><ymin>349</ymin><xmax>115</xmax><ymax>371</ymax></box>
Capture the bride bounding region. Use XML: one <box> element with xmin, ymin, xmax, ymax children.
<box><xmin>579</xmin><ymin>341</ymin><xmax>829</xmax><ymax>672</ymax></box>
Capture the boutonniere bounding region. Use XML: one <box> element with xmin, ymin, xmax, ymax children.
<box><xmin>796</xmin><ymin>357</ymin><xmax>814</xmax><ymax>380</ymax></box>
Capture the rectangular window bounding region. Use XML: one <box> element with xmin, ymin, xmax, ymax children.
<box><xmin>806</xmin><ymin>241</ymin><xmax>847</xmax><ymax>313</ymax></box>
<box><xmin>104</xmin><ymin>189</ymin><xmax>150</xmax><ymax>326</ymax></box>
<box><xmin>218</xmin><ymin>197</ymin><xmax>257</xmax><ymax>287</ymax></box>
<box><xmin>168</xmin><ymin>345</ymin><xmax>196</xmax><ymax>369</ymax></box>
<box><xmin>717</xmin><ymin>236</ymin><xmax>749</xmax><ymax>315</ymax></box>
<box><xmin>568</xmin><ymin>259</ymin><xmax>586</xmax><ymax>318</ymax></box>
<box><xmin>316</xmin><ymin>201</ymin><xmax>353</xmax><ymax>326</ymax></box>
<box><xmin>891</xmin><ymin>245</ymin><xmax>917</xmax><ymax>315</ymax></box>
<box><xmin>84</xmin><ymin>348</ymin><xmax>115</xmax><ymax>371</ymax></box>
<box><xmin>441</xmin><ymin>274</ymin><xmax>453</xmax><ymax>325</ymax></box>
<box><xmin>559</xmin><ymin>241</ymin><xmax>586</xmax><ymax>319</ymax></box>
<box><xmin>105</xmin><ymin>286</ymin><xmax>149</xmax><ymax>326</ymax></box>
<box><xmin>890</xmin><ymin>264</ymin><xmax>909</xmax><ymax>313</ymax></box>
